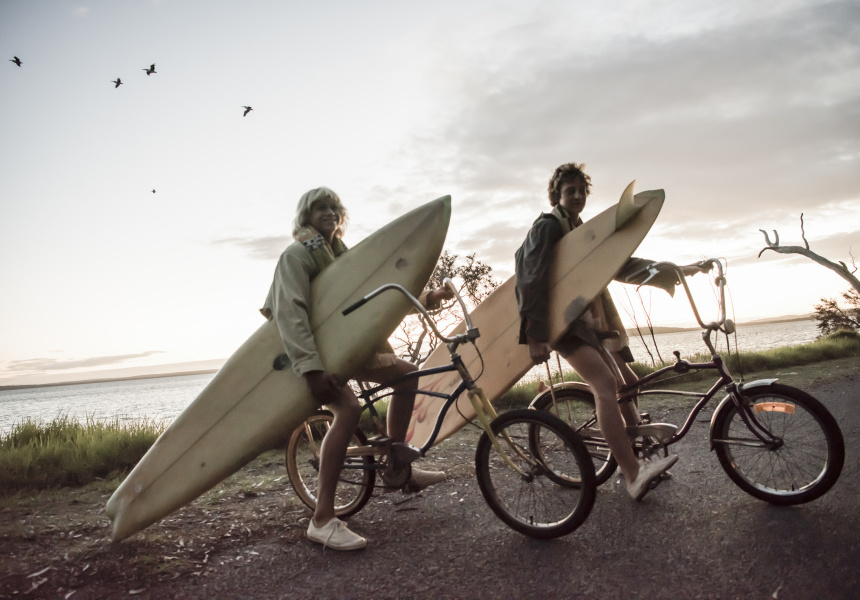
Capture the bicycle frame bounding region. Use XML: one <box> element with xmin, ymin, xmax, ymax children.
<box><xmin>338</xmin><ymin>277</ymin><xmax>532</xmax><ymax>476</ymax></box>
<box><xmin>354</xmin><ymin>358</ymin><xmax>472</xmax><ymax>455</ymax></box>
<box><xmin>604</xmin><ymin>258</ymin><xmax>783</xmax><ymax>449</ymax></box>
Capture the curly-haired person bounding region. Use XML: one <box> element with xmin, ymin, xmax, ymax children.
<box><xmin>516</xmin><ymin>163</ymin><xmax>704</xmax><ymax>500</ymax></box>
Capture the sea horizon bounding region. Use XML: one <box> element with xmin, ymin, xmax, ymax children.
<box><xmin>0</xmin><ymin>314</ymin><xmax>817</xmax><ymax>392</ymax></box>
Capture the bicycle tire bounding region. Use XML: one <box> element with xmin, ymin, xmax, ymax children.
<box><xmin>531</xmin><ymin>387</ymin><xmax>618</xmax><ymax>485</ymax></box>
<box><xmin>475</xmin><ymin>409</ymin><xmax>596</xmax><ymax>539</ymax></box>
<box><xmin>711</xmin><ymin>383</ymin><xmax>844</xmax><ymax>505</ymax></box>
<box><xmin>285</xmin><ymin>411</ymin><xmax>376</xmax><ymax>518</ymax></box>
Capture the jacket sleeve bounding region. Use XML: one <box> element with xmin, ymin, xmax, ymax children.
<box><xmin>515</xmin><ymin>217</ymin><xmax>564</xmax><ymax>344</ymax></box>
<box><xmin>616</xmin><ymin>257</ymin><xmax>680</xmax><ymax>296</ymax></box>
<box><xmin>267</xmin><ymin>245</ymin><xmax>326</xmax><ymax>377</ymax></box>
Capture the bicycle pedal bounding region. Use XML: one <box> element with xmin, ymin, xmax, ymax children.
<box><xmin>390</xmin><ymin>442</ymin><xmax>422</xmax><ymax>464</ymax></box>
<box><xmin>367</xmin><ymin>435</ymin><xmax>393</xmax><ymax>447</ymax></box>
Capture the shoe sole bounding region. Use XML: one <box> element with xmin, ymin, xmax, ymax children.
<box><xmin>306</xmin><ymin>533</ymin><xmax>367</xmax><ymax>551</ymax></box>
<box><xmin>631</xmin><ymin>456</ymin><xmax>678</xmax><ymax>501</ymax></box>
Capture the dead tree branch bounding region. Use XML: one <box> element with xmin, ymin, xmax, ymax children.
<box><xmin>758</xmin><ymin>213</ymin><xmax>860</xmax><ymax>295</ymax></box>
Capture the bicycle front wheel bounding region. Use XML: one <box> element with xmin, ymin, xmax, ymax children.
<box><xmin>285</xmin><ymin>411</ymin><xmax>375</xmax><ymax>518</ymax></box>
<box><xmin>531</xmin><ymin>387</ymin><xmax>618</xmax><ymax>485</ymax></box>
<box><xmin>711</xmin><ymin>383</ymin><xmax>844</xmax><ymax>505</ymax></box>
<box><xmin>475</xmin><ymin>409</ymin><xmax>596</xmax><ymax>539</ymax></box>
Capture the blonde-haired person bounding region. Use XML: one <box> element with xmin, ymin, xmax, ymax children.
<box><xmin>516</xmin><ymin>164</ymin><xmax>704</xmax><ymax>500</ymax></box>
<box><xmin>261</xmin><ymin>187</ymin><xmax>449</xmax><ymax>550</ymax></box>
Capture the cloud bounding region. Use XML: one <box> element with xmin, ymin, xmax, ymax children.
<box><xmin>397</xmin><ymin>0</ymin><xmax>860</xmax><ymax>231</ymax></box>
<box><xmin>6</xmin><ymin>351</ymin><xmax>166</xmax><ymax>373</ymax></box>
<box><xmin>214</xmin><ymin>235</ymin><xmax>291</xmax><ymax>261</ymax></box>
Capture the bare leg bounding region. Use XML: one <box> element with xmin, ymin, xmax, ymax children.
<box><xmin>312</xmin><ymin>387</ymin><xmax>362</xmax><ymax>526</ymax></box>
<box><xmin>564</xmin><ymin>346</ymin><xmax>640</xmax><ymax>484</ymax></box>
<box><xmin>358</xmin><ymin>359</ymin><xmax>418</xmax><ymax>444</ymax></box>
<box><xmin>610</xmin><ymin>351</ymin><xmax>641</xmax><ymax>427</ymax></box>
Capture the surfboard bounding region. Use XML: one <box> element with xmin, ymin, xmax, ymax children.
<box><xmin>107</xmin><ymin>196</ymin><xmax>451</xmax><ymax>542</ymax></box>
<box><xmin>407</xmin><ymin>183</ymin><xmax>662</xmax><ymax>448</ymax></box>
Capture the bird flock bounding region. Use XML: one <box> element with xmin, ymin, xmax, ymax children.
<box><xmin>9</xmin><ymin>55</ymin><xmax>254</xmax><ymax>194</ymax></box>
<box><xmin>8</xmin><ymin>56</ymin><xmax>253</xmax><ymax>118</ymax></box>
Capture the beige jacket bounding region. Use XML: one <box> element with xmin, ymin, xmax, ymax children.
<box><xmin>261</xmin><ymin>241</ymin><xmax>326</xmax><ymax>377</ymax></box>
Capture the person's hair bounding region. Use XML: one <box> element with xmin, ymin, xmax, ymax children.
<box><xmin>547</xmin><ymin>162</ymin><xmax>592</xmax><ymax>206</ymax></box>
<box><xmin>292</xmin><ymin>187</ymin><xmax>349</xmax><ymax>239</ymax></box>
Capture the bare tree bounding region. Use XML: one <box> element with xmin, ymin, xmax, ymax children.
<box><xmin>390</xmin><ymin>251</ymin><xmax>500</xmax><ymax>365</ymax></box>
<box><xmin>758</xmin><ymin>213</ymin><xmax>860</xmax><ymax>294</ymax></box>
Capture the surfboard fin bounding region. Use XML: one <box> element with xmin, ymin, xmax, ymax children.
<box><xmin>615</xmin><ymin>180</ymin><xmax>643</xmax><ymax>230</ymax></box>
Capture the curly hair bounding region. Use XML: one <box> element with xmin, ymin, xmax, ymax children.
<box><xmin>547</xmin><ymin>162</ymin><xmax>592</xmax><ymax>206</ymax></box>
<box><xmin>292</xmin><ymin>187</ymin><xmax>349</xmax><ymax>239</ymax></box>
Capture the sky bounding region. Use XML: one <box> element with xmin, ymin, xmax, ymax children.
<box><xmin>1</xmin><ymin>0</ymin><xmax>858</xmax><ymax>387</ymax></box>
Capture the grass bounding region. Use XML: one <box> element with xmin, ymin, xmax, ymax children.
<box><xmin>495</xmin><ymin>329</ymin><xmax>860</xmax><ymax>408</ymax></box>
<box><xmin>2</xmin><ymin>330</ymin><xmax>857</xmax><ymax>494</ymax></box>
<box><xmin>0</xmin><ymin>414</ymin><xmax>165</xmax><ymax>494</ymax></box>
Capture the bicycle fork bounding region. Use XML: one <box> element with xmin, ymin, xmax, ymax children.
<box><xmin>467</xmin><ymin>387</ymin><xmax>534</xmax><ymax>477</ymax></box>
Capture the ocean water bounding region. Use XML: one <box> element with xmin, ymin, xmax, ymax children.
<box><xmin>0</xmin><ymin>320</ymin><xmax>822</xmax><ymax>435</ymax></box>
<box><xmin>0</xmin><ymin>373</ymin><xmax>214</xmax><ymax>435</ymax></box>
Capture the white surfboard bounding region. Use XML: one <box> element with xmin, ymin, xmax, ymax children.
<box><xmin>107</xmin><ymin>196</ymin><xmax>451</xmax><ymax>542</ymax></box>
<box><xmin>408</xmin><ymin>184</ymin><xmax>662</xmax><ymax>447</ymax></box>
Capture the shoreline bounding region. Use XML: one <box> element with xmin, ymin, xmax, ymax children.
<box><xmin>0</xmin><ymin>369</ymin><xmax>219</xmax><ymax>392</ymax></box>
<box><xmin>1</xmin><ymin>315</ymin><xmax>816</xmax><ymax>392</ymax></box>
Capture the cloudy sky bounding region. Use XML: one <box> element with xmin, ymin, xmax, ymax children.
<box><xmin>2</xmin><ymin>0</ymin><xmax>858</xmax><ymax>386</ymax></box>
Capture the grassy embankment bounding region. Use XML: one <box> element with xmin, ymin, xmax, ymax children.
<box><xmin>2</xmin><ymin>330</ymin><xmax>858</xmax><ymax>494</ymax></box>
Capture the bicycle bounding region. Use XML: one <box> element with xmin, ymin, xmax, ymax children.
<box><xmin>530</xmin><ymin>258</ymin><xmax>845</xmax><ymax>506</ymax></box>
<box><xmin>285</xmin><ymin>278</ymin><xmax>597</xmax><ymax>539</ymax></box>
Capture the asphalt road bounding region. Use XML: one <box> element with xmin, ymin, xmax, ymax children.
<box><xmin>141</xmin><ymin>372</ymin><xmax>859</xmax><ymax>600</ymax></box>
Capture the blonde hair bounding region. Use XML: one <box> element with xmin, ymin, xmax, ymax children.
<box><xmin>291</xmin><ymin>187</ymin><xmax>349</xmax><ymax>239</ymax></box>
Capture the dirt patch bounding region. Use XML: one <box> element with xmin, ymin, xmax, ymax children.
<box><xmin>0</xmin><ymin>427</ymin><xmax>479</xmax><ymax>599</ymax></box>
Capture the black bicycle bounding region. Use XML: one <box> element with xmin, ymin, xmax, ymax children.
<box><xmin>531</xmin><ymin>258</ymin><xmax>844</xmax><ymax>505</ymax></box>
<box><xmin>286</xmin><ymin>278</ymin><xmax>597</xmax><ymax>538</ymax></box>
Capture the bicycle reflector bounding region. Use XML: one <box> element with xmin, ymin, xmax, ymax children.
<box><xmin>753</xmin><ymin>402</ymin><xmax>796</xmax><ymax>414</ymax></box>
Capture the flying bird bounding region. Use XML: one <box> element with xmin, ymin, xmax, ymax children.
<box><xmin>143</xmin><ymin>63</ymin><xmax>156</xmax><ymax>75</ymax></box>
<box><xmin>152</xmin><ymin>189</ymin><xmax>156</xmax><ymax>194</ymax></box>
<box><xmin>112</xmin><ymin>78</ymin><xmax>123</xmax><ymax>88</ymax></box>
<box><xmin>10</xmin><ymin>56</ymin><xmax>22</xmax><ymax>67</ymax></box>
<box><xmin>242</xmin><ymin>106</ymin><xmax>253</xmax><ymax>117</ymax></box>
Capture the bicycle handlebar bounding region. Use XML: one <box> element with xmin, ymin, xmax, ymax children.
<box><xmin>342</xmin><ymin>277</ymin><xmax>480</xmax><ymax>347</ymax></box>
<box><xmin>625</xmin><ymin>258</ymin><xmax>730</xmax><ymax>333</ymax></box>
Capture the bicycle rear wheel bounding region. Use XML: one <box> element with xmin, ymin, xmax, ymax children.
<box><xmin>475</xmin><ymin>409</ymin><xmax>596</xmax><ymax>539</ymax></box>
<box><xmin>286</xmin><ymin>411</ymin><xmax>375</xmax><ymax>518</ymax></box>
<box><xmin>531</xmin><ymin>387</ymin><xmax>618</xmax><ymax>485</ymax></box>
<box><xmin>711</xmin><ymin>383</ymin><xmax>844</xmax><ymax>505</ymax></box>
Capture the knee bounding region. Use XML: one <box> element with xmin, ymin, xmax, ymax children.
<box><xmin>592</xmin><ymin>383</ymin><xmax>619</xmax><ymax>406</ymax></box>
<box><xmin>339</xmin><ymin>392</ymin><xmax>363</xmax><ymax>422</ymax></box>
<box><xmin>393</xmin><ymin>361</ymin><xmax>418</xmax><ymax>391</ymax></box>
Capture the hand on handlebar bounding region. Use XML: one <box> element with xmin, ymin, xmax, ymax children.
<box><xmin>426</xmin><ymin>286</ymin><xmax>455</xmax><ymax>307</ymax></box>
<box><xmin>680</xmin><ymin>263</ymin><xmax>711</xmax><ymax>277</ymax></box>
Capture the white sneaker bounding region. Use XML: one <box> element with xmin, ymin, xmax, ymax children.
<box><xmin>306</xmin><ymin>518</ymin><xmax>366</xmax><ymax>551</ymax></box>
<box><xmin>627</xmin><ymin>454</ymin><xmax>678</xmax><ymax>501</ymax></box>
